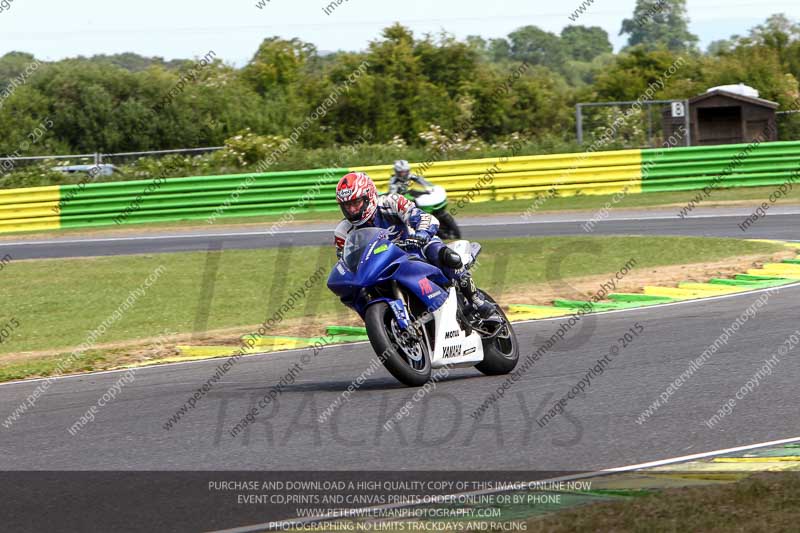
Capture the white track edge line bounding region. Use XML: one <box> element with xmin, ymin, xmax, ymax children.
<box><xmin>208</xmin><ymin>435</ymin><xmax>800</xmax><ymax>533</ymax></box>
<box><xmin>4</xmin><ymin>211</ymin><xmax>800</xmax><ymax>247</ymax></box>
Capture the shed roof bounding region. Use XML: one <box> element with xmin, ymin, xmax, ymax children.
<box><xmin>689</xmin><ymin>89</ymin><xmax>779</xmax><ymax>109</ymax></box>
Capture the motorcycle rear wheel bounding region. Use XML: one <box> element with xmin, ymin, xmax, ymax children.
<box><xmin>434</xmin><ymin>210</ymin><xmax>462</xmax><ymax>240</ymax></box>
<box><xmin>365</xmin><ymin>302</ymin><xmax>431</xmax><ymax>387</ymax></box>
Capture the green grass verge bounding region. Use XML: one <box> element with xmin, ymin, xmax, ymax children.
<box><xmin>0</xmin><ymin>351</ymin><xmax>109</xmax><ymax>383</ymax></box>
<box><xmin>0</xmin><ymin>236</ymin><xmax>785</xmax><ymax>380</ymax></box>
<box><xmin>528</xmin><ymin>472</ymin><xmax>800</xmax><ymax>532</ymax></box>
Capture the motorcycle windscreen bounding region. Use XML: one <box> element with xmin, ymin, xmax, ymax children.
<box><xmin>342</xmin><ymin>227</ymin><xmax>387</xmax><ymax>273</ymax></box>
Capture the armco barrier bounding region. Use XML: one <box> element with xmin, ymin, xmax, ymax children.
<box><xmin>641</xmin><ymin>140</ymin><xmax>800</xmax><ymax>192</ymax></box>
<box><xmin>56</xmin><ymin>168</ymin><xmax>349</xmax><ymax>229</ymax></box>
<box><xmin>353</xmin><ymin>148</ymin><xmax>642</xmax><ymax>201</ymax></box>
<box><xmin>1</xmin><ymin>140</ymin><xmax>799</xmax><ymax>233</ymax></box>
<box><xmin>0</xmin><ymin>168</ymin><xmax>348</xmax><ymax>233</ymax></box>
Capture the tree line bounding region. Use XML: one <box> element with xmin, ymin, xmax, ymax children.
<box><xmin>1</xmin><ymin>0</ymin><xmax>800</xmax><ymax>187</ymax></box>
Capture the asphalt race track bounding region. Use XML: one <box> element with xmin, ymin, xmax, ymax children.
<box><xmin>2</xmin><ymin>205</ymin><xmax>798</xmax><ymax>531</ymax></box>
<box><xmin>3</xmin><ymin>206</ymin><xmax>800</xmax><ymax>260</ymax></box>
<box><xmin>2</xmin><ymin>284</ymin><xmax>799</xmax><ymax>530</ymax></box>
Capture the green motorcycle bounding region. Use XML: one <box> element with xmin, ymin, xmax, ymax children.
<box><xmin>406</xmin><ymin>184</ymin><xmax>462</xmax><ymax>240</ymax></box>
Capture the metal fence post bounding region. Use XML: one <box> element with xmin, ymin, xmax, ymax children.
<box><xmin>684</xmin><ymin>99</ymin><xmax>692</xmax><ymax>146</ymax></box>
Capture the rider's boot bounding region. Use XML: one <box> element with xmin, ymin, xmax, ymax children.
<box><xmin>457</xmin><ymin>274</ymin><xmax>501</xmax><ymax>322</ymax></box>
<box><xmin>432</xmin><ymin>245</ymin><xmax>501</xmax><ymax>323</ymax></box>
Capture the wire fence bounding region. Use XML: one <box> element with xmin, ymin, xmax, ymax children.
<box><xmin>4</xmin><ymin>111</ymin><xmax>800</xmax><ymax>176</ymax></box>
<box><xmin>576</xmin><ymin>100</ymin><xmax>692</xmax><ymax>150</ymax></box>
<box><xmin>0</xmin><ymin>146</ymin><xmax>224</xmax><ymax>170</ymax></box>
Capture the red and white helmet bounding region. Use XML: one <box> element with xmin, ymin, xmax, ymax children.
<box><xmin>336</xmin><ymin>172</ymin><xmax>378</xmax><ymax>226</ymax></box>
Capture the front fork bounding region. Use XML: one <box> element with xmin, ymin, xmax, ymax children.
<box><xmin>391</xmin><ymin>281</ymin><xmax>434</xmax><ymax>354</ymax></box>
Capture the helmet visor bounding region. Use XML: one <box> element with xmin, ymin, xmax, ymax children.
<box><xmin>340</xmin><ymin>197</ymin><xmax>368</xmax><ymax>222</ymax></box>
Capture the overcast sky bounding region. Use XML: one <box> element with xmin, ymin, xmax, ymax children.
<box><xmin>1</xmin><ymin>0</ymin><xmax>799</xmax><ymax>65</ymax></box>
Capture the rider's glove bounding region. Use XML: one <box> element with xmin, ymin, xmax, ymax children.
<box><xmin>406</xmin><ymin>230</ymin><xmax>431</xmax><ymax>249</ymax></box>
<box><xmin>415</xmin><ymin>230</ymin><xmax>432</xmax><ymax>245</ymax></box>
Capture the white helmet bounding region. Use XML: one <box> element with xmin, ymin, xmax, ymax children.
<box><xmin>393</xmin><ymin>160</ymin><xmax>411</xmax><ymax>179</ymax></box>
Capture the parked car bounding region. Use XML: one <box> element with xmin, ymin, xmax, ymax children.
<box><xmin>53</xmin><ymin>164</ymin><xmax>117</xmax><ymax>177</ymax></box>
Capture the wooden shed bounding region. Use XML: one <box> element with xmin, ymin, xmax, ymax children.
<box><xmin>663</xmin><ymin>89</ymin><xmax>778</xmax><ymax>146</ymax></box>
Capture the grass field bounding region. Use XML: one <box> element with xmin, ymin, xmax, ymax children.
<box><xmin>527</xmin><ymin>472</ymin><xmax>800</xmax><ymax>532</ymax></box>
<box><xmin>0</xmin><ymin>235</ymin><xmax>785</xmax><ymax>382</ymax></box>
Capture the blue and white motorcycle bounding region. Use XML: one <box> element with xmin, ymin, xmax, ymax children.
<box><xmin>328</xmin><ymin>228</ymin><xmax>518</xmax><ymax>387</ymax></box>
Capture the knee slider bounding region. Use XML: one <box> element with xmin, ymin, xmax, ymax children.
<box><xmin>439</xmin><ymin>247</ymin><xmax>463</xmax><ymax>269</ymax></box>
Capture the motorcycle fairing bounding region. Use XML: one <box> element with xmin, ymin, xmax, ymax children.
<box><xmin>409</xmin><ymin>186</ymin><xmax>448</xmax><ymax>213</ymax></box>
<box><xmin>327</xmin><ymin>232</ymin><xmax>451</xmax><ymax>319</ymax></box>
<box><xmin>429</xmin><ymin>288</ymin><xmax>484</xmax><ymax>368</ymax></box>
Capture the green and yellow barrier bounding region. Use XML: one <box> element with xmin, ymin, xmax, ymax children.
<box><xmin>2</xmin><ymin>139</ymin><xmax>800</xmax><ymax>233</ymax></box>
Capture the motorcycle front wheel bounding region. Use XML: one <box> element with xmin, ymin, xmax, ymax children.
<box><xmin>365</xmin><ymin>302</ymin><xmax>431</xmax><ymax>387</ymax></box>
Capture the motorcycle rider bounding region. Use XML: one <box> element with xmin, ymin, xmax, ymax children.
<box><xmin>389</xmin><ymin>159</ymin><xmax>461</xmax><ymax>240</ymax></box>
<box><xmin>334</xmin><ymin>171</ymin><xmax>498</xmax><ymax>321</ymax></box>
<box><xmin>388</xmin><ymin>160</ymin><xmax>435</xmax><ymax>195</ymax></box>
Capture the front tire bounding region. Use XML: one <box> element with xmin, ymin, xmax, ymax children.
<box><xmin>475</xmin><ymin>292</ymin><xmax>519</xmax><ymax>375</ymax></box>
<box><xmin>365</xmin><ymin>302</ymin><xmax>431</xmax><ymax>387</ymax></box>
